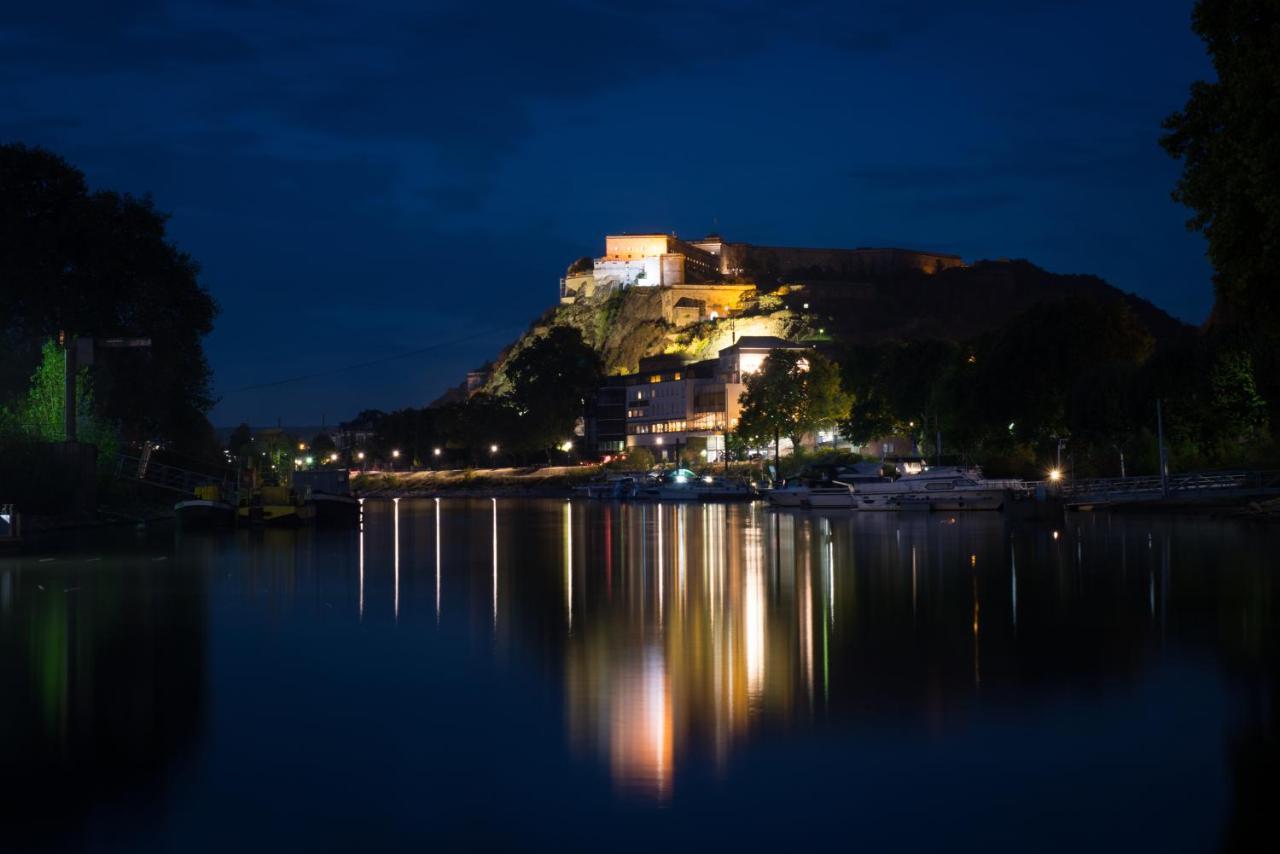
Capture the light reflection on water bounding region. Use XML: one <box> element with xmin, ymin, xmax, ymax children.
<box><xmin>0</xmin><ymin>499</ymin><xmax>1277</xmax><ymax>851</ymax></box>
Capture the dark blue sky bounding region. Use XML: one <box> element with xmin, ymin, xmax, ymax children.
<box><xmin>1</xmin><ymin>1</ymin><xmax>1213</xmax><ymax>426</ymax></box>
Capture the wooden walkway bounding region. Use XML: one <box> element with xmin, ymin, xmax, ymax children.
<box><xmin>1047</xmin><ymin>470</ymin><xmax>1280</xmax><ymax>508</ymax></box>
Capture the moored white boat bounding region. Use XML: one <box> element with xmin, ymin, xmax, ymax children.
<box><xmin>852</xmin><ymin>466</ymin><xmax>1020</xmax><ymax>512</ymax></box>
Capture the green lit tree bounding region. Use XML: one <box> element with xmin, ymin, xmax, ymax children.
<box><xmin>0</xmin><ymin>339</ymin><xmax>118</xmax><ymax>476</ymax></box>
<box><xmin>736</xmin><ymin>349</ymin><xmax>849</xmax><ymax>469</ymax></box>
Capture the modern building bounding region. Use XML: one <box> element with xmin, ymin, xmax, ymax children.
<box><xmin>622</xmin><ymin>338</ymin><xmax>809</xmax><ymax>463</ymax></box>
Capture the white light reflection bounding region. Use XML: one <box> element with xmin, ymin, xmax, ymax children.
<box><xmin>492</xmin><ymin>498</ymin><xmax>498</xmax><ymax>628</ymax></box>
<box><xmin>800</xmin><ymin>540</ymin><xmax>814</xmax><ymax>706</ymax></box>
<box><xmin>821</xmin><ymin>517</ymin><xmax>834</xmax><ymax>627</ymax></box>
<box><xmin>1010</xmin><ymin>543</ymin><xmax>1018</xmax><ymax>631</ymax></box>
<box><xmin>565</xmin><ymin>499</ymin><xmax>573</xmax><ymax>633</ymax></box>
<box><xmin>393</xmin><ymin>497</ymin><xmax>400</xmax><ymax>621</ymax></box>
<box><xmin>358</xmin><ymin>498</ymin><xmax>365</xmax><ymax>620</ymax></box>
<box><xmin>744</xmin><ymin>511</ymin><xmax>766</xmax><ymax>702</ymax></box>
<box><xmin>435</xmin><ymin>498</ymin><xmax>441</xmax><ymax>624</ymax></box>
<box><xmin>911</xmin><ymin>545</ymin><xmax>918</xmax><ymax>621</ymax></box>
<box><xmin>656</xmin><ymin>503</ymin><xmax>664</xmax><ymax>627</ymax></box>
<box><xmin>676</xmin><ymin>504</ymin><xmax>687</xmax><ymax>614</ymax></box>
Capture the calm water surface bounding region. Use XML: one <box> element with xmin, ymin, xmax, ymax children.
<box><xmin>2</xmin><ymin>499</ymin><xmax>1277</xmax><ymax>852</ymax></box>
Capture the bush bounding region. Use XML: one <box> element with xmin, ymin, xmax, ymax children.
<box><xmin>622</xmin><ymin>446</ymin><xmax>655</xmax><ymax>471</ymax></box>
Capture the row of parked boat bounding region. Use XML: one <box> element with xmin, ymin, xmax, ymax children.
<box><xmin>767</xmin><ymin>464</ymin><xmax>1026</xmax><ymax>511</ymax></box>
<box><xmin>574</xmin><ymin>469</ymin><xmax>760</xmax><ymax>502</ymax></box>
<box><xmin>175</xmin><ymin>470</ymin><xmax>361</xmax><ymax>529</ymax></box>
<box><xmin>574</xmin><ymin>463</ymin><xmax>1028</xmax><ymax>512</ymax></box>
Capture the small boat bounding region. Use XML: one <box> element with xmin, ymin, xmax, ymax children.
<box><xmin>696</xmin><ymin>475</ymin><xmax>759</xmax><ymax>502</ymax></box>
<box><xmin>176</xmin><ymin>484</ymin><xmax>236</xmax><ymax>529</ymax></box>
<box><xmin>767</xmin><ymin>477</ymin><xmax>810</xmax><ymax>507</ymax></box>
<box><xmin>802</xmin><ymin>482</ymin><xmax>856</xmax><ymax>509</ymax></box>
<box><xmin>574</xmin><ymin>475</ymin><xmax>640</xmax><ymax>500</ymax></box>
<box><xmin>637</xmin><ymin>469</ymin><xmax>701</xmax><ymax>501</ymax></box>
<box><xmin>308</xmin><ymin>491</ymin><xmax>360</xmax><ymax>526</ymax></box>
<box><xmin>238</xmin><ymin>484</ymin><xmax>316</xmax><ymax>526</ymax></box>
<box><xmin>297</xmin><ymin>470</ymin><xmax>360</xmax><ymax>527</ymax></box>
<box><xmin>1</xmin><ymin>503</ymin><xmax>21</xmax><ymax>552</ymax></box>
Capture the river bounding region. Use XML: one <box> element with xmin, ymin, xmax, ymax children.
<box><xmin>1</xmin><ymin>499</ymin><xmax>1276</xmax><ymax>852</ymax></box>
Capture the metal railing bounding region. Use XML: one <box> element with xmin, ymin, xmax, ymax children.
<box><xmin>1043</xmin><ymin>470</ymin><xmax>1280</xmax><ymax>505</ymax></box>
<box><xmin>116</xmin><ymin>454</ymin><xmax>237</xmax><ymax>497</ymax></box>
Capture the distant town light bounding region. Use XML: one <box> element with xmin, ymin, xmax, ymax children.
<box><xmin>356</xmin><ymin>451</ymin><xmax>365</xmax><ymax>460</ymax></box>
<box><xmin>298</xmin><ymin>442</ymin><xmax>306</xmax><ymax>451</ymax></box>
<box><xmin>655</xmin><ymin>437</ymin><xmax>664</xmax><ymax>445</ymax></box>
<box><xmin>561</xmin><ymin>440</ymin><xmax>573</xmax><ymax>452</ymax></box>
<box><xmin>433</xmin><ymin>447</ymin><xmax>442</xmax><ymax>456</ymax></box>
<box><xmin>803</xmin><ymin>303</ymin><xmax>810</xmax><ymax>309</ymax></box>
<box><xmin>305</xmin><ymin>456</ymin><xmax>314</xmax><ymax>465</ymax></box>
<box><xmin>329</xmin><ymin>453</ymin><xmax>339</xmax><ymax>462</ymax></box>
<box><xmin>490</xmin><ymin>444</ymin><xmax>499</xmax><ymax>454</ymax></box>
<box><xmin>392</xmin><ymin>449</ymin><xmax>401</xmax><ymax>458</ymax></box>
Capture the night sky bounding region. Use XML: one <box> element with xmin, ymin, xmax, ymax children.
<box><xmin>1</xmin><ymin>1</ymin><xmax>1213</xmax><ymax>427</ymax></box>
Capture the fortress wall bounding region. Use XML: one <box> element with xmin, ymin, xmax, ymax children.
<box><xmin>660</xmin><ymin>283</ymin><xmax>756</xmax><ymax>322</ymax></box>
<box><xmin>720</xmin><ymin>243</ymin><xmax>963</xmax><ymax>280</ymax></box>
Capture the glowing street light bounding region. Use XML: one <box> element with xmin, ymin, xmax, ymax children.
<box><xmin>298</xmin><ymin>442</ymin><xmax>306</xmax><ymax>451</ymax></box>
<box><xmin>433</xmin><ymin>447</ymin><xmax>442</xmax><ymax>456</ymax></box>
<box><xmin>329</xmin><ymin>453</ymin><xmax>339</xmax><ymax>463</ymax></box>
<box><xmin>1048</xmin><ymin>468</ymin><xmax>1062</xmax><ymax>482</ymax></box>
<box><xmin>489</xmin><ymin>444</ymin><xmax>499</xmax><ymax>454</ymax></box>
<box><xmin>655</xmin><ymin>437</ymin><xmax>664</xmax><ymax>445</ymax></box>
<box><xmin>392</xmin><ymin>449</ymin><xmax>401</xmax><ymax>458</ymax></box>
<box><xmin>356</xmin><ymin>451</ymin><xmax>365</xmax><ymax>461</ymax></box>
<box><xmin>560</xmin><ymin>440</ymin><xmax>573</xmax><ymax>452</ymax></box>
<box><xmin>305</xmin><ymin>456</ymin><xmax>314</xmax><ymax>466</ymax></box>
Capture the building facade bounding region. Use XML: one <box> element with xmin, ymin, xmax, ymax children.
<box><xmin>622</xmin><ymin>337</ymin><xmax>809</xmax><ymax>462</ymax></box>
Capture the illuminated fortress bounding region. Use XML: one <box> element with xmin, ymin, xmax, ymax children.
<box><xmin>561</xmin><ymin>232</ymin><xmax>964</xmax><ymax>302</ymax></box>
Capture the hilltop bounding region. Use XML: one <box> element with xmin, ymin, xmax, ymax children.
<box><xmin>450</xmin><ymin>253</ymin><xmax>1191</xmax><ymax>402</ymax></box>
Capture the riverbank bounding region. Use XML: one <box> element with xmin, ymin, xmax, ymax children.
<box><xmin>352</xmin><ymin>465</ymin><xmax>606</xmax><ymax>498</ymax></box>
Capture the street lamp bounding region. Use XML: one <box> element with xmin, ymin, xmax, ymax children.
<box><xmin>356</xmin><ymin>451</ymin><xmax>365</xmax><ymax>461</ymax></box>
<box><xmin>433</xmin><ymin>447</ymin><xmax>442</xmax><ymax>457</ymax></box>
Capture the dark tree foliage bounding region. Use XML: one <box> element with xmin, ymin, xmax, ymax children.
<box><xmin>227</xmin><ymin>423</ymin><xmax>253</xmax><ymax>458</ymax></box>
<box><xmin>841</xmin><ymin>339</ymin><xmax>959</xmax><ymax>445</ymax></box>
<box><xmin>436</xmin><ymin>393</ymin><xmax>524</xmax><ymax>462</ymax></box>
<box><xmin>505</xmin><ymin>326</ymin><xmax>602</xmax><ymax>454</ymax></box>
<box><xmin>0</xmin><ymin>144</ymin><xmax>218</xmax><ymax>452</ymax></box>
<box><xmin>1162</xmin><ymin>0</ymin><xmax>1280</xmax><ymax>421</ymax></box>
<box><xmin>373</xmin><ymin>407</ymin><xmax>445</xmax><ymax>465</ymax></box>
<box><xmin>835</xmin><ymin>292</ymin><xmax>1269</xmax><ymax>476</ymax></box>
